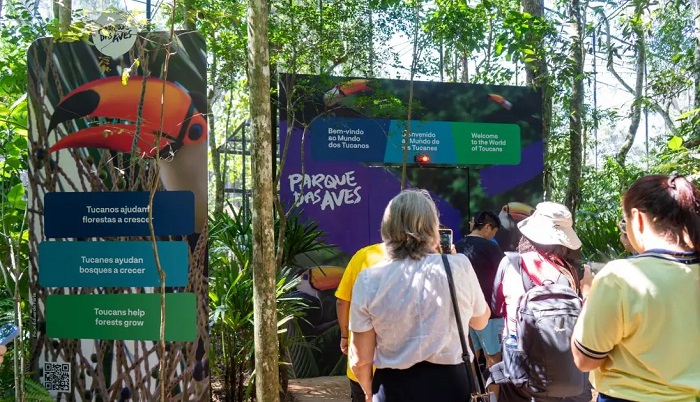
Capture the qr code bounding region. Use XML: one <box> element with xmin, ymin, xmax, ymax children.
<box><xmin>44</xmin><ymin>362</ymin><xmax>71</xmax><ymax>392</ymax></box>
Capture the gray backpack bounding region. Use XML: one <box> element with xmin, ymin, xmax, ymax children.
<box><xmin>499</xmin><ymin>252</ymin><xmax>586</xmax><ymax>398</ymax></box>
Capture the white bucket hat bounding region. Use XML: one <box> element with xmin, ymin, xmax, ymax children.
<box><xmin>517</xmin><ymin>202</ymin><xmax>582</xmax><ymax>250</ymax></box>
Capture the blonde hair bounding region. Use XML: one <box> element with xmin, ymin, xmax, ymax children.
<box><xmin>381</xmin><ymin>189</ymin><xmax>439</xmax><ymax>260</ymax></box>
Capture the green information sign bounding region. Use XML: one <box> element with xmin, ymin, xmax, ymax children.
<box><xmin>454</xmin><ymin>122</ymin><xmax>521</xmax><ymax>165</ymax></box>
<box><xmin>46</xmin><ymin>293</ymin><xmax>196</xmax><ymax>341</ymax></box>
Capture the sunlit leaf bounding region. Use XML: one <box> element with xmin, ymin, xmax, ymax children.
<box><xmin>667</xmin><ymin>136</ymin><xmax>683</xmax><ymax>151</ymax></box>
<box><xmin>677</xmin><ymin>108</ymin><xmax>699</xmax><ymax>121</ymax></box>
<box><xmin>7</xmin><ymin>183</ymin><xmax>26</xmax><ymax>210</ymax></box>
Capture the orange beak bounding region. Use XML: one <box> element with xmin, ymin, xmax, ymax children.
<box><xmin>48</xmin><ymin>76</ymin><xmax>207</xmax><ymax>158</ymax></box>
<box><xmin>502</xmin><ymin>202</ymin><xmax>536</xmax><ymax>222</ymax></box>
<box><xmin>323</xmin><ymin>79</ymin><xmax>373</xmax><ymax>106</ymax></box>
<box><xmin>488</xmin><ymin>94</ymin><xmax>513</xmax><ymax>111</ymax></box>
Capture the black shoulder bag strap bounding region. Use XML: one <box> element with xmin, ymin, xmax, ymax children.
<box><xmin>441</xmin><ymin>254</ymin><xmax>489</xmax><ymax>401</ymax></box>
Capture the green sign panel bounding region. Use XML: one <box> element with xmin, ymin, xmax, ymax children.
<box><xmin>46</xmin><ymin>293</ymin><xmax>196</xmax><ymax>341</ymax></box>
<box><xmin>454</xmin><ymin>122</ymin><xmax>521</xmax><ymax>165</ymax></box>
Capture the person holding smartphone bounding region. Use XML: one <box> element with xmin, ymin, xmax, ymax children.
<box><xmin>349</xmin><ymin>189</ymin><xmax>490</xmax><ymax>402</ymax></box>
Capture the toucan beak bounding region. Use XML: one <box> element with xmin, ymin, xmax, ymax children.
<box><xmin>488</xmin><ymin>94</ymin><xmax>513</xmax><ymax>111</ymax></box>
<box><xmin>48</xmin><ymin>90</ymin><xmax>100</xmax><ymax>134</ymax></box>
<box><xmin>48</xmin><ymin>124</ymin><xmax>173</xmax><ymax>158</ymax></box>
<box><xmin>307</xmin><ymin>266</ymin><xmax>345</xmax><ymax>290</ymax></box>
<box><xmin>323</xmin><ymin>79</ymin><xmax>373</xmax><ymax>106</ymax></box>
<box><xmin>48</xmin><ymin>76</ymin><xmax>207</xmax><ymax>158</ymax></box>
<box><xmin>502</xmin><ymin>202</ymin><xmax>535</xmax><ymax>222</ymax></box>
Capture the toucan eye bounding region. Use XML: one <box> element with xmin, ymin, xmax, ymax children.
<box><xmin>188</xmin><ymin>124</ymin><xmax>203</xmax><ymax>141</ymax></box>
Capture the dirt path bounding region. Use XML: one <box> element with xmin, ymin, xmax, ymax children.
<box><xmin>213</xmin><ymin>375</ymin><xmax>596</xmax><ymax>401</ymax></box>
<box><xmin>287</xmin><ymin>376</ymin><xmax>351</xmax><ymax>402</ymax></box>
<box><xmin>286</xmin><ymin>376</ymin><xmax>597</xmax><ymax>402</ymax></box>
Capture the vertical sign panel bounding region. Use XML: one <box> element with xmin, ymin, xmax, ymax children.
<box><xmin>28</xmin><ymin>27</ymin><xmax>209</xmax><ymax>401</ymax></box>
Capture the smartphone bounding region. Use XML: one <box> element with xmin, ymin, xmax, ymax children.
<box><xmin>0</xmin><ymin>323</ymin><xmax>19</xmax><ymax>346</ymax></box>
<box><xmin>439</xmin><ymin>228</ymin><xmax>453</xmax><ymax>254</ymax></box>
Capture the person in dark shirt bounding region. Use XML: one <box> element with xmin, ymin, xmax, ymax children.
<box><xmin>455</xmin><ymin>211</ymin><xmax>505</xmax><ymax>397</ymax></box>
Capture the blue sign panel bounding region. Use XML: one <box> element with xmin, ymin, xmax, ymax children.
<box><xmin>383</xmin><ymin>120</ymin><xmax>458</xmax><ymax>165</ymax></box>
<box><xmin>310</xmin><ymin>117</ymin><xmax>389</xmax><ymax>162</ymax></box>
<box><xmin>39</xmin><ymin>241</ymin><xmax>189</xmax><ymax>287</ymax></box>
<box><xmin>44</xmin><ymin>191</ymin><xmax>194</xmax><ymax>238</ymax></box>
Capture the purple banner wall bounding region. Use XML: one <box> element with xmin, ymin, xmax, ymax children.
<box><xmin>280</xmin><ymin>122</ymin><xmax>463</xmax><ymax>255</ymax></box>
<box><xmin>279</xmin><ymin>75</ymin><xmax>543</xmax><ymax>377</ymax></box>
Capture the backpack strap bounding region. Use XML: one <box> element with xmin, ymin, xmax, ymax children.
<box><xmin>505</xmin><ymin>252</ymin><xmax>535</xmax><ymax>293</ymax></box>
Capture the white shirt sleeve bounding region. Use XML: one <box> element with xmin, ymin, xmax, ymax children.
<box><xmin>349</xmin><ymin>270</ymin><xmax>373</xmax><ymax>333</ymax></box>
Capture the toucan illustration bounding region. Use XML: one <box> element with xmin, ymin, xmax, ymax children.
<box><xmin>46</xmin><ymin>75</ymin><xmax>209</xmax><ymax>233</ymax></box>
<box><xmin>48</xmin><ymin>76</ymin><xmax>206</xmax><ymax>157</ymax></box>
<box><xmin>297</xmin><ymin>266</ymin><xmax>345</xmax><ymax>298</ymax></box>
<box><xmin>485</xmin><ymin>93</ymin><xmax>541</xmax><ymax>126</ymax></box>
<box><xmin>323</xmin><ymin>79</ymin><xmax>373</xmax><ymax>107</ymax></box>
<box><xmin>499</xmin><ymin>201</ymin><xmax>535</xmax><ymax>223</ymax></box>
<box><xmin>495</xmin><ymin>201</ymin><xmax>536</xmax><ymax>251</ymax></box>
<box><xmin>283</xmin><ymin>78</ymin><xmax>375</xmax><ymax>126</ymax></box>
<box><xmin>488</xmin><ymin>94</ymin><xmax>513</xmax><ymax>111</ymax></box>
<box><xmin>294</xmin><ymin>265</ymin><xmax>345</xmax><ymax>336</ymax></box>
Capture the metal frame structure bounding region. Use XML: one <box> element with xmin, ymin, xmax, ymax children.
<box><xmin>219</xmin><ymin>120</ymin><xmax>251</xmax><ymax>215</ymax></box>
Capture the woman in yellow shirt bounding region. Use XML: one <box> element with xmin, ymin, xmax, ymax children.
<box><xmin>572</xmin><ymin>174</ymin><xmax>700</xmax><ymax>402</ymax></box>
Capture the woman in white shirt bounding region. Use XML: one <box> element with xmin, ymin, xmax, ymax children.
<box><xmin>349</xmin><ymin>189</ymin><xmax>490</xmax><ymax>402</ymax></box>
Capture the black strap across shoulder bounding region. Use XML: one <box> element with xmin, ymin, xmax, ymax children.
<box><xmin>441</xmin><ymin>254</ymin><xmax>488</xmax><ymax>399</ymax></box>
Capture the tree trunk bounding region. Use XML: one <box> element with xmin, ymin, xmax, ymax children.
<box><xmin>695</xmin><ymin>0</ymin><xmax>700</xmax><ymax>110</ymax></box>
<box><xmin>183</xmin><ymin>0</ymin><xmax>196</xmax><ymax>30</ymax></box>
<box><xmin>461</xmin><ymin>50</ymin><xmax>468</xmax><ymax>83</ymax></box>
<box><xmin>207</xmin><ymin>50</ymin><xmax>225</xmax><ymax>214</ymax></box>
<box><xmin>401</xmin><ymin>1</ymin><xmax>421</xmax><ymax>189</ymax></box>
<box><xmin>521</xmin><ymin>0</ymin><xmax>545</xmax><ymax>86</ymax></box>
<box><xmin>565</xmin><ymin>0</ymin><xmax>585</xmax><ymax>217</ymax></box>
<box><xmin>58</xmin><ymin>0</ymin><xmax>71</xmax><ymax>32</ymax></box>
<box><xmin>521</xmin><ymin>0</ymin><xmax>553</xmax><ymax>198</ymax></box>
<box><xmin>246</xmin><ymin>0</ymin><xmax>279</xmax><ymax>401</ymax></box>
<box><xmin>613</xmin><ymin>5</ymin><xmax>645</xmax><ymax>165</ymax></box>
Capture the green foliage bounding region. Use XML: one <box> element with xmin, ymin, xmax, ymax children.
<box><xmin>651</xmin><ymin>132</ymin><xmax>700</xmax><ymax>180</ymax></box>
<box><xmin>208</xmin><ymin>205</ymin><xmax>334</xmax><ymax>400</ymax></box>
<box><xmin>646</xmin><ymin>1</ymin><xmax>694</xmax><ymax>105</ymax></box>
<box><xmin>0</xmin><ymin>4</ymin><xmax>37</xmax><ymax>400</ymax></box>
<box><xmin>0</xmin><ymin>290</ymin><xmax>47</xmax><ymax>401</ymax></box>
<box><xmin>288</xmin><ymin>323</ymin><xmax>345</xmax><ymax>379</ymax></box>
<box><xmin>0</xmin><ymin>377</ymin><xmax>53</xmax><ymax>402</ymax></box>
<box><xmin>424</xmin><ymin>0</ymin><xmax>488</xmax><ymax>53</ymax></box>
<box><xmin>576</xmin><ymin>215</ymin><xmax>627</xmax><ymax>263</ymax></box>
<box><xmin>496</xmin><ymin>9</ymin><xmax>558</xmax><ymax>67</ymax></box>
<box><xmin>575</xmin><ymin>158</ymin><xmax>644</xmax><ymax>261</ymax></box>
